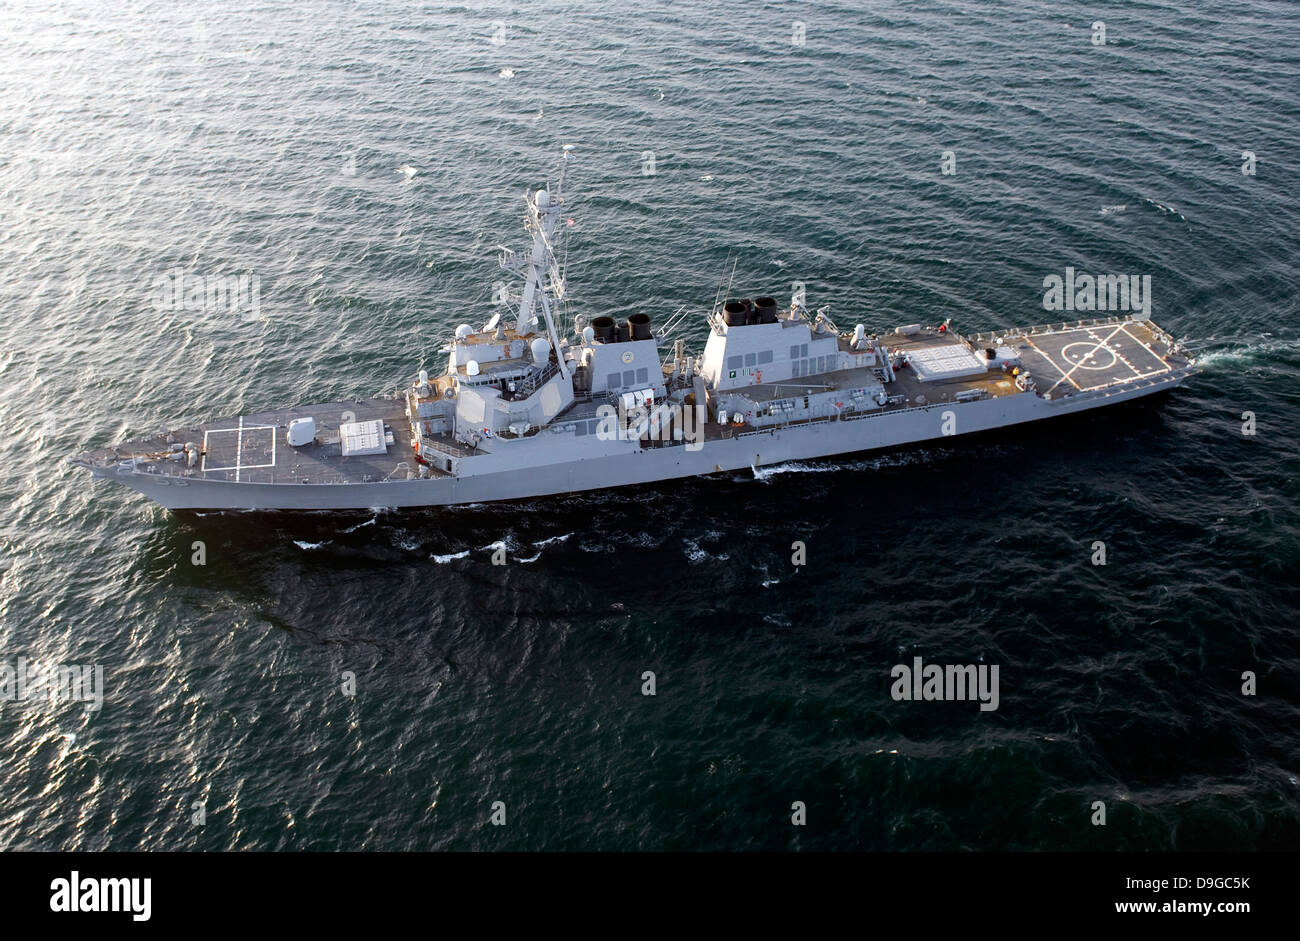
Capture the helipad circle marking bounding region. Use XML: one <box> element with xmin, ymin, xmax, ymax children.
<box><xmin>1061</xmin><ymin>341</ymin><xmax>1118</xmax><ymax>370</ymax></box>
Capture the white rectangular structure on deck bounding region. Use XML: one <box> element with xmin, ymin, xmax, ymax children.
<box><xmin>907</xmin><ymin>345</ymin><xmax>990</xmax><ymax>383</ymax></box>
<box><xmin>340</xmin><ymin>419</ymin><xmax>388</xmax><ymax>456</ymax></box>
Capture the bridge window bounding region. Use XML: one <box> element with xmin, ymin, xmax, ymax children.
<box><xmin>758</xmin><ymin>350</ymin><xmax>773</xmax><ymax>364</ymax></box>
<box><xmin>623</xmin><ymin>370</ymin><xmax>635</xmax><ymax>386</ymax></box>
<box><xmin>789</xmin><ymin>345</ymin><xmax>799</xmax><ymax>359</ymax></box>
<box><xmin>727</xmin><ymin>355</ymin><xmax>742</xmax><ymax>370</ymax></box>
<box><xmin>636</xmin><ymin>367</ymin><xmax>648</xmax><ymax>383</ymax></box>
<box><xmin>607</xmin><ymin>372</ymin><xmax>621</xmax><ymax>389</ymax></box>
<box><xmin>744</xmin><ymin>353</ymin><xmax>756</xmax><ymax>367</ymax></box>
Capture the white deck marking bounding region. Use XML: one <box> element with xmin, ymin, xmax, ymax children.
<box><xmin>200</xmin><ymin>424</ymin><xmax>278</xmax><ymax>475</ymax></box>
<box><xmin>1080</xmin><ymin>323</ymin><xmax>1166</xmax><ymax>385</ymax></box>
<box><xmin>1061</xmin><ymin>340</ymin><xmax>1119</xmax><ymax>370</ymax></box>
<box><xmin>1023</xmin><ymin>335</ymin><xmax>1081</xmax><ymax>390</ymax></box>
<box><xmin>1095</xmin><ymin>326</ymin><xmax>1143</xmax><ymax>379</ymax></box>
<box><xmin>1044</xmin><ymin>321</ymin><xmax>1133</xmax><ymax>394</ymax></box>
<box><xmin>1125</xmin><ymin>367</ymin><xmax>1173</xmax><ymax>382</ymax></box>
<box><xmin>1118</xmin><ymin>323</ymin><xmax>1170</xmax><ymax>371</ymax></box>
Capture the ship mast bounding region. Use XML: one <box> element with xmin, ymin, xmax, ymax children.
<box><xmin>511</xmin><ymin>144</ymin><xmax>575</xmax><ymax>380</ymax></box>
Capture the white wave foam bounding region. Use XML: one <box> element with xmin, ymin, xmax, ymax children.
<box><xmin>430</xmin><ymin>549</ymin><xmax>469</xmax><ymax>563</ymax></box>
<box><xmin>1194</xmin><ymin>336</ymin><xmax>1300</xmax><ymax>370</ymax></box>
<box><xmin>751</xmin><ymin>450</ymin><xmax>942</xmax><ymax>481</ymax></box>
<box><xmin>532</xmin><ymin>532</ymin><xmax>573</xmax><ymax>548</ymax></box>
<box><xmin>751</xmin><ymin>461</ymin><xmax>839</xmax><ymax>481</ymax></box>
<box><xmin>683</xmin><ymin>537</ymin><xmax>729</xmax><ymax>563</ymax></box>
<box><xmin>478</xmin><ymin>535</ymin><xmax>519</xmax><ymax>553</ymax></box>
<box><xmin>1139</xmin><ymin>197</ymin><xmax>1186</xmax><ymax>221</ymax></box>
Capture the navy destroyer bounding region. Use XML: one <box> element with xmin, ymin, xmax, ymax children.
<box><xmin>71</xmin><ymin>147</ymin><xmax>1195</xmax><ymax>511</ymax></box>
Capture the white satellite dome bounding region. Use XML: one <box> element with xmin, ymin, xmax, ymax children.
<box><xmin>535</xmin><ymin>189</ymin><xmax>549</xmax><ymax>208</ymax></box>
<box><xmin>466</xmin><ymin>359</ymin><xmax>480</xmax><ymax>376</ymax></box>
<box><xmin>530</xmin><ymin>337</ymin><xmax>551</xmax><ymax>366</ymax></box>
<box><xmin>455</xmin><ymin>323</ymin><xmax>474</xmax><ymax>339</ymax></box>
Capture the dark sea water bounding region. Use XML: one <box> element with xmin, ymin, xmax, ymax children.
<box><xmin>1</xmin><ymin>0</ymin><xmax>1298</xmax><ymax>850</ymax></box>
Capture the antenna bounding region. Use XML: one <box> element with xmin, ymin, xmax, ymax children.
<box><xmin>552</xmin><ymin>144</ymin><xmax>576</xmax><ymax>334</ymax></box>
<box><xmin>722</xmin><ymin>256</ymin><xmax>738</xmax><ymax>310</ymax></box>
<box><xmin>710</xmin><ymin>250</ymin><xmax>733</xmax><ymax>318</ymax></box>
<box><xmin>556</xmin><ymin>143</ymin><xmax>576</xmax><ymax>202</ymax></box>
<box><xmin>659</xmin><ymin>304</ymin><xmax>693</xmax><ymax>338</ymax></box>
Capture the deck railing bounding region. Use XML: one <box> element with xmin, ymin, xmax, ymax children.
<box><xmin>965</xmin><ymin>315</ymin><xmax>1139</xmax><ymax>344</ymax></box>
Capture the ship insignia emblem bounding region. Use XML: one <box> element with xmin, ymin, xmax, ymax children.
<box><xmin>621</xmin><ymin>350</ymin><xmax>634</xmax><ymax>363</ymax></box>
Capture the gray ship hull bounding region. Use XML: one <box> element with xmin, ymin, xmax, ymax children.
<box><xmin>80</xmin><ymin>367</ymin><xmax>1187</xmax><ymax>511</ymax></box>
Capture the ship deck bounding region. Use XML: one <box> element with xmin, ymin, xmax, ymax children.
<box><xmin>79</xmin><ymin>396</ymin><xmax>426</xmax><ymax>486</ymax></box>
<box><xmin>196</xmin><ymin>398</ymin><xmax>419</xmax><ymax>484</ymax></box>
<box><xmin>889</xmin><ymin>316</ymin><xmax>1186</xmax><ymax>402</ymax></box>
<box><xmin>1006</xmin><ymin>320</ymin><xmax>1178</xmax><ymax>395</ymax></box>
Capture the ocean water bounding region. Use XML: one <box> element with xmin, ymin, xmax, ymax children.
<box><xmin>1</xmin><ymin>0</ymin><xmax>1298</xmax><ymax>850</ymax></box>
